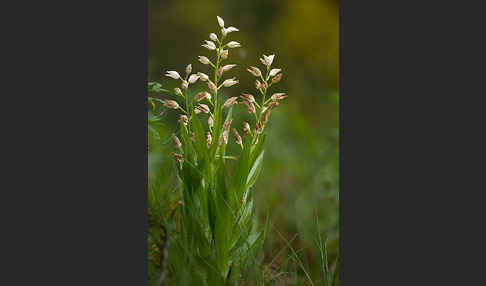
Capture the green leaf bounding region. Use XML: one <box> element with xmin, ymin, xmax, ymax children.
<box><xmin>246</xmin><ymin>150</ymin><xmax>264</xmax><ymax>187</ymax></box>
<box><xmin>191</xmin><ymin>110</ymin><xmax>208</xmax><ymax>161</ymax></box>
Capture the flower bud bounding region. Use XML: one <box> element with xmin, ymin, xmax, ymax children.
<box><xmin>260</xmin><ymin>54</ymin><xmax>275</xmax><ymax>67</ymax></box>
<box><xmin>223</xmin><ymin>96</ymin><xmax>238</xmax><ymax>107</ymax></box>
<box><xmin>240</xmin><ymin>93</ymin><xmax>255</xmax><ymax>103</ymax></box>
<box><xmin>198</xmin><ymin>56</ymin><xmax>211</xmax><ymax>65</ymax></box>
<box><xmin>219</xmin><ymin>130</ymin><xmax>229</xmax><ymax>146</ymax></box>
<box><xmin>225</xmin><ymin>26</ymin><xmax>239</xmax><ymax>33</ymax></box>
<box><xmin>188</xmin><ymin>74</ymin><xmax>199</xmax><ymax>84</ymax></box>
<box><xmin>181</xmin><ymin>80</ymin><xmax>188</xmax><ymax>89</ymax></box>
<box><xmin>163</xmin><ymin>100</ymin><xmax>179</xmax><ymax>109</ymax></box>
<box><xmin>197</xmin><ymin>72</ymin><xmax>209</xmax><ymax>81</ymax></box>
<box><xmin>223</xmin><ymin>119</ymin><xmax>232</xmax><ymax>131</ymax></box>
<box><xmin>232</xmin><ymin>128</ymin><xmax>242</xmax><ymax>145</ymax></box>
<box><xmin>170</xmin><ymin>152</ymin><xmax>184</xmax><ymax>163</ymax></box>
<box><xmin>227</xmin><ymin>41</ymin><xmax>241</xmax><ymax>48</ymax></box>
<box><xmin>222</xmin><ymin>78</ymin><xmax>239</xmax><ymax>87</ymax></box>
<box><xmin>247</xmin><ymin>66</ymin><xmax>262</xmax><ymax>77</ymax></box>
<box><xmin>165</xmin><ymin>71</ymin><xmax>181</xmax><ymax>79</ymax></box>
<box><xmin>222</xmin><ymin>64</ymin><xmax>237</xmax><ymax>72</ymax></box>
<box><xmin>220</xmin><ymin>49</ymin><xmax>229</xmax><ymax>60</ymax></box>
<box><xmin>206</xmin><ymin>132</ymin><xmax>212</xmax><ymax>147</ymax></box>
<box><xmin>268</xmin><ymin>100</ymin><xmax>279</xmax><ymax>109</ymax></box>
<box><xmin>174</xmin><ymin>87</ymin><xmax>183</xmax><ymax>96</ymax></box>
<box><xmin>202</xmin><ymin>40</ymin><xmax>216</xmax><ymax>50</ymax></box>
<box><xmin>269</xmin><ymin>68</ymin><xmax>281</xmax><ymax>77</ymax></box>
<box><xmin>241</xmin><ymin>100</ymin><xmax>256</xmax><ymax>114</ymax></box>
<box><xmin>217</xmin><ymin>16</ymin><xmax>225</xmax><ymax>28</ymax></box>
<box><xmin>172</xmin><ymin>133</ymin><xmax>182</xmax><ymax>148</ymax></box>
<box><xmin>194</xmin><ymin>91</ymin><xmax>211</xmax><ymax>102</ymax></box>
<box><xmin>255</xmin><ymin>80</ymin><xmax>262</xmax><ymax>90</ymax></box>
<box><xmin>194</xmin><ymin>104</ymin><xmax>210</xmax><ymax>114</ymax></box>
<box><xmin>262</xmin><ymin>108</ymin><xmax>271</xmax><ymax>124</ymax></box>
<box><xmin>208</xmin><ymin>81</ymin><xmax>217</xmax><ymax>93</ymax></box>
<box><xmin>186</xmin><ymin>64</ymin><xmax>192</xmax><ymax>74</ymax></box>
<box><xmin>272</xmin><ymin>73</ymin><xmax>283</xmax><ymax>84</ymax></box>
<box><xmin>242</xmin><ymin>122</ymin><xmax>251</xmax><ymax>134</ymax></box>
<box><xmin>271</xmin><ymin>93</ymin><xmax>288</xmax><ymax>102</ymax></box>
<box><xmin>243</xmin><ymin>122</ymin><xmax>250</xmax><ymax>131</ymax></box>
<box><xmin>208</xmin><ymin>114</ymin><xmax>214</xmax><ymax>128</ymax></box>
<box><xmin>209</xmin><ymin>33</ymin><xmax>218</xmax><ymax>42</ymax></box>
<box><xmin>255</xmin><ymin>121</ymin><xmax>263</xmax><ymax>134</ymax></box>
<box><xmin>179</xmin><ymin>114</ymin><xmax>188</xmax><ymax>126</ymax></box>
<box><xmin>217</xmin><ymin>67</ymin><xmax>223</xmax><ymax>78</ymax></box>
<box><xmin>261</xmin><ymin>81</ymin><xmax>268</xmax><ymax>92</ymax></box>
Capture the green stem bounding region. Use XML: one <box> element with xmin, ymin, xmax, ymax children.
<box><xmin>178</xmin><ymin>106</ymin><xmax>188</xmax><ymax>115</ymax></box>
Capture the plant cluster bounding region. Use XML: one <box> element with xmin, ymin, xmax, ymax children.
<box><xmin>148</xmin><ymin>16</ymin><xmax>287</xmax><ymax>285</ymax></box>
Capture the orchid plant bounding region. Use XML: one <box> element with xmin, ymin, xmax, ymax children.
<box><xmin>148</xmin><ymin>16</ymin><xmax>287</xmax><ymax>286</ymax></box>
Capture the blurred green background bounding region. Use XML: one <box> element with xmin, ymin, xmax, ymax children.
<box><xmin>149</xmin><ymin>0</ymin><xmax>339</xmax><ymax>284</ymax></box>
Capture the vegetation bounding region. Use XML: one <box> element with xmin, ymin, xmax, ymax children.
<box><xmin>149</xmin><ymin>4</ymin><xmax>339</xmax><ymax>285</ymax></box>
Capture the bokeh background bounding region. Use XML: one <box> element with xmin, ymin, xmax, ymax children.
<box><xmin>149</xmin><ymin>0</ymin><xmax>339</xmax><ymax>284</ymax></box>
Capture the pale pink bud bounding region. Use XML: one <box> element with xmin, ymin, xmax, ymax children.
<box><xmin>261</xmin><ymin>81</ymin><xmax>268</xmax><ymax>92</ymax></box>
<box><xmin>170</xmin><ymin>152</ymin><xmax>184</xmax><ymax>163</ymax></box>
<box><xmin>222</xmin><ymin>78</ymin><xmax>239</xmax><ymax>87</ymax></box>
<box><xmin>198</xmin><ymin>56</ymin><xmax>211</xmax><ymax>65</ymax></box>
<box><xmin>186</xmin><ymin>64</ymin><xmax>192</xmax><ymax>74</ymax></box>
<box><xmin>165</xmin><ymin>71</ymin><xmax>180</xmax><ymax>79</ymax></box>
<box><xmin>240</xmin><ymin>93</ymin><xmax>255</xmax><ymax>103</ymax></box>
<box><xmin>262</xmin><ymin>108</ymin><xmax>271</xmax><ymax>124</ymax></box>
<box><xmin>194</xmin><ymin>104</ymin><xmax>210</xmax><ymax>114</ymax></box>
<box><xmin>181</xmin><ymin>80</ymin><xmax>188</xmax><ymax>90</ymax></box>
<box><xmin>188</xmin><ymin>74</ymin><xmax>199</xmax><ymax>84</ymax></box>
<box><xmin>269</xmin><ymin>68</ymin><xmax>281</xmax><ymax>77</ymax></box>
<box><xmin>206</xmin><ymin>132</ymin><xmax>212</xmax><ymax>147</ymax></box>
<box><xmin>222</xmin><ymin>64</ymin><xmax>237</xmax><ymax>72</ymax></box>
<box><xmin>209</xmin><ymin>33</ymin><xmax>218</xmax><ymax>42</ymax></box>
<box><xmin>226</xmin><ymin>41</ymin><xmax>241</xmax><ymax>48</ymax></box>
<box><xmin>247</xmin><ymin>66</ymin><xmax>262</xmax><ymax>77</ymax></box>
<box><xmin>223</xmin><ymin>96</ymin><xmax>238</xmax><ymax>107</ymax></box>
<box><xmin>179</xmin><ymin>115</ymin><xmax>188</xmax><ymax>126</ymax></box>
<box><xmin>174</xmin><ymin>87</ymin><xmax>183</xmax><ymax>96</ymax></box>
<box><xmin>260</xmin><ymin>54</ymin><xmax>275</xmax><ymax>67</ymax></box>
<box><xmin>219</xmin><ymin>130</ymin><xmax>229</xmax><ymax>146</ymax></box>
<box><xmin>208</xmin><ymin>114</ymin><xmax>214</xmax><ymax>128</ymax></box>
<box><xmin>268</xmin><ymin>100</ymin><xmax>279</xmax><ymax>109</ymax></box>
<box><xmin>194</xmin><ymin>91</ymin><xmax>211</xmax><ymax>102</ymax></box>
<box><xmin>197</xmin><ymin>72</ymin><xmax>209</xmax><ymax>81</ymax></box>
<box><xmin>163</xmin><ymin>100</ymin><xmax>179</xmax><ymax>109</ymax></box>
<box><xmin>255</xmin><ymin>121</ymin><xmax>263</xmax><ymax>134</ymax></box>
<box><xmin>242</xmin><ymin>122</ymin><xmax>250</xmax><ymax>133</ymax></box>
<box><xmin>220</xmin><ymin>49</ymin><xmax>229</xmax><ymax>60</ymax></box>
<box><xmin>241</xmin><ymin>100</ymin><xmax>256</xmax><ymax>114</ymax></box>
<box><xmin>271</xmin><ymin>93</ymin><xmax>288</xmax><ymax>102</ymax></box>
<box><xmin>217</xmin><ymin>16</ymin><xmax>225</xmax><ymax>28</ymax></box>
<box><xmin>208</xmin><ymin>81</ymin><xmax>217</xmax><ymax>94</ymax></box>
<box><xmin>272</xmin><ymin>73</ymin><xmax>283</xmax><ymax>84</ymax></box>
<box><xmin>255</xmin><ymin>80</ymin><xmax>262</xmax><ymax>89</ymax></box>
<box><xmin>223</xmin><ymin>119</ymin><xmax>232</xmax><ymax>131</ymax></box>
<box><xmin>232</xmin><ymin>128</ymin><xmax>242</xmax><ymax>145</ymax></box>
<box><xmin>172</xmin><ymin>133</ymin><xmax>182</xmax><ymax>148</ymax></box>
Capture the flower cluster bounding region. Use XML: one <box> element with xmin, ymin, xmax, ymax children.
<box><xmin>160</xmin><ymin>16</ymin><xmax>287</xmax><ymax>162</ymax></box>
